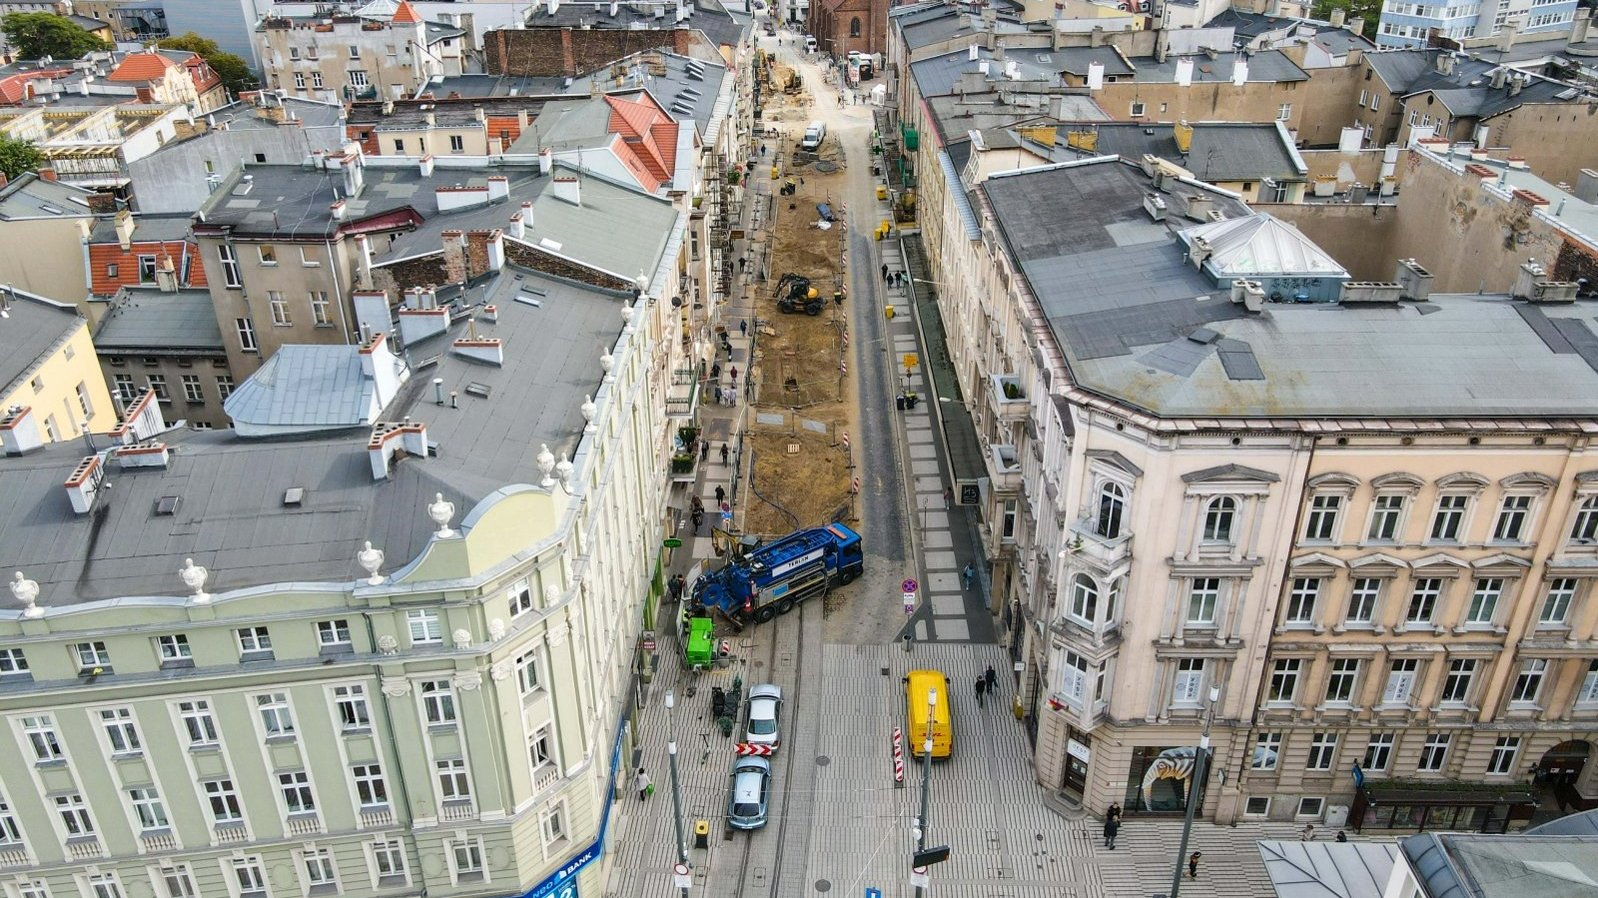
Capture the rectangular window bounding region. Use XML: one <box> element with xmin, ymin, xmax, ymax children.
<box><xmin>437</xmin><ymin>759</ymin><xmax>470</xmax><ymax>799</ymax></box>
<box><xmin>86</xmin><ymin>875</ymin><xmax>120</xmax><ymax>898</ymax></box>
<box><xmin>1540</xmin><ymin>578</ymin><xmax>1578</xmax><ymax>626</ymax></box>
<box><xmin>1369</xmin><ymin>494</ymin><xmax>1406</xmax><ymax>541</ymax></box>
<box><xmin>1358</xmin><ymin>89</ymin><xmax>1368</xmax><ymax>106</ymax></box>
<box><xmin>16</xmin><ymin>882</ymin><xmax>47</xmax><ymax>898</ymax></box>
<box><xmin>1277</xmin><ymin>103</ymin><xmax>1292</xmax><ymax>120</ymax></box>
<box><xmin>232</xmin><ymin>858</ymin><xmax>266</xmax><ymax>897</ymax></box>
<box><xmin>236</xmin><ymin>318</ymin><xmax>257</xmax><ymax>352</ymax></box>
<box><xmin>216</xmin><ymin>375</ymin><xmax>234</xmax><ymax>400</ymax></box>
<box><xmin>1303</xmin><ymin>494</ymin><xmax>1342</xmax><ymax>541</ymax></box>
<box><xmin>300</xmin><ymin>246</ymin><xmax>320</xmax><ymax>267</ymax></box>
<box><xmin>1187</xmin><ymin>577</ymin><xmax>1220</xmax><ymax>625</ymax></box>
<box><xmin>408</xmin><ymin>609</ymin><xmax>442</xmax><ymax>644</ymax></box>
<box><xmin>1440</xmin><ymin>658</ymin><xmax>1476</xmax><ymax>705</ymax></box>
<box><xmin>449</xmin><ymin>134</ymin><xmax>465</xmax><ymax>153</ymax></box>
<box><xmin>178</xmin><ymin>700</ymin><xmax>219</xmax><ymax>746</ymax></box>
<box><xmin>129</xmin><ymin>786</ymin><xmax>168</xmax><ymax>830</ymax></box>
<box><xmin>237</xmin><ymin>626</ymin><xmax>273</xmax><ymax>658</ymax></box>
<box><xmin>279</xmin><ymin>771</ymin><xmax>315</xmax><ymax>814</ymax></box>
<box><xmin>1325</xmin><ymin>658</ymin><xmax>1360</xmax><ymax>704</ymax></box>
<box><xmin>1060</xmin><ymin>651</ymin><xmax>1090</xmax><ymax>705</ymax></box>
<box><xmin>74</xmin><ymin>640</ymin><xmax>111</xmax><ymax>672</ymax></box>
<box><xmin>517</xmin><ymin>648</ymin><xmax>542</xmax><ymax>694</ymax></box>
<box><xmin>333</xmin><ymin>684</ymin><xmax>369</xmax><ymax>729</ymax></box>
<box><xmin>348</xmin><ymin>70</ymin><xmax>369</xmax><ymax>89</ymax></box>
<box><xmin>55</xmin><ymin>793</ymin><xmax>94</xmax><ymax>835</ymax></box>
<box><xmin>181</xmin><ymin>375</ymin><xmax>203</xmax><ymax>404</ymax></box>
<box><xmin>1306</xmin><ymin>733</ymin><xmax>1338</xmax><ymax>771</ymax></box>
<box><xmin>258</xmin><ymin>245</ymin><xmax>277</xmax><ymax>266</ymax></box>
<box><xmin>1347</xmin><ymin>578</ymin><xmax>1381</xmax><ymax>624</ymax></box>
<box><xmin>1268</xmin><ymin>658</ymin><xmax>1301</xmax><ymax>704</ymax></box>
<box><xmin>1172</xmin><ymin>658</ymin><xmax>1205</xmax><ymax>705</ymax></box>
<box><xmin>146</xmin><ymin>374</ymin><xmax>168</xmax><ymax>402</ymax></box>
<box><xmin>204</xmin><ymin>780</ymin><xmax>242</xmax><ymax>822</ymax></box>
<box><xmin>1430</xmin><ymin>494</ymin><xmax>1469</xmax><ymax>541</ymax></box>
<box><xmin>310</xmin><ymin>291</ymin><xmax>331</xmax><ymax>326</ymax></box>
<box><xmin>1511</xmin><ymin>658</ymin><xmax>1548</xmax><ymax>704</ymax></box>
<box><xmin>1466</xmin><ymin>578</ymin><xmax>1503</xmax><ymax>625</ymax></box>
<box><xmin>353</xmin><ymin>763</ymin><xmax>388</xmax><ymax>807</ymax></box>
<box><xmin>99</xmin><ymin>707</ymin><xmax>142</xmax><ymax>754</ymax></box>
<box><xmin>1407</xmin><ymin>579</ymin><xmax>1442</xmax><ymax>625</ymax></box>
<box><xmin>294</xmin><ymin>72</ymin><xmax>306</xmax><ymax>89</ymax></box>
<box><xmin>394</xmin><ymin>138</ymin><xmax>405</xmax><ymax>153</ymax></box>
<box><xmin>160</xmin><ymin>864</ymin><xmax>196</xmax><ymax>898</ymax></box>
<box><xmin>1581</xmin><ymin>660</ymin><xmax>1598</xmax><ymax>706</ymax></box>
<box><xmin>1245</xmin><ymin>796</ymin><xmax>1271</xmax><ymax>816</ymax></box>
<box><xmin>508</xmin><ymin>578</ymin><xmax>534</xmax><ymax>617</ymax></box>
<box><xmin>219</xmin><ymin>244</ymin><xmax>241</xmax><ymax>287</ymax></box>
<box><xmin>113</xmin><ymin>374</ymin><xmax>138</xmax><ymax>403</ymax></box>
<box><xmin>1284</xmin><ymin>578</ymin><xmax>1319</xmax><ymax>625</ymax></box>
<box><xmin>1252</xmin><ymin>732</ymin><xmax>1282</xmax><ymax>770</ymax></box>
<box><xmin>422</xmin><ymin>680</ymin><xmax>457</xmax><ymax>724</ymax></box>
<box><xmin>1363</xmin><ymin>733</ymin><xmax>1395</xmax><ymax>771</ymax></box>
<box><xmin>0</xmin><ymin>797</ymin><xmax>20</xmax><ymax>843</ymax></box>
<box><xmin>304</xmin><ymin>848</ymin><xmax>337</xmax><ymax>886</ymax></box>
<box><xmin>1130</xmin><ymin>101</ymin><xmax>1146</xmax><ymax>116</ymax></box>
<box><xmin>256</xmin><ymin>692</ymin><xmax>295</xmax><ymax>736</ymax></box>
<box><xmin>1493</xmin><ymin>494</ymin><xmax>1533</xmax><ymax>542</ymax></box>
<box><xmin>312</xmin><ymin>71</ymin><xmax>324</xmax><ymax>89</ymax></box>
<box><xmin>316</xmin><ymin>618</ymin><xmax>351</xmax><ymax>649</ymax></box>
<box><xmin>530</xmin><ymin>725</ymin><xmax>555</xmax><ymax>769</ymax></box>
<box><xmin>373</xmin><ymin>838</ymin><xmax>406</xmax><ymax>878</ymax></box>
<box><xmin>1488</xmin><ymin>736</ymin><xmax>1521</xmax><ymax>775</ymax></box>
<box><xmin>0</xmin><ymin>648</ymin><xmax>27</xmax><ymax>677</ymax></box>
<box><xmin>1297</xmin><ymin>797</ymin><xmax>1324</xmax><ymax>818</ymax></box>
<box><xmin>76</xmin><ymin>381</ymin><xmax>93</xmax><ymax>418</ymax></box>
<box><xmin>268</xmin><ymin>291</ymin><xmax>291</xmax><ymax>326</ymax></box>
<box><xmin>1417</xmin><ymin>733</ymin><xmax>1450</xmax><ymax>771</ymax></box>
<box><xmin>541</xmin><ymin>804</ymin><xmax>566</xmax><ymax>845</ymax></box>
<box><xmin>136</xmin><ymin>255</ymin><xmax>158</xmax><ymax>283</ymax></box>
<box><xmin>453</xmin><ymin>839</ymin><xmax>485</xmax><ymax>878</ymax></box>
<box><xmin>1383</xmin><ymin>659</ymin><xmax>1418</xmax><ymax>706</ymax></box>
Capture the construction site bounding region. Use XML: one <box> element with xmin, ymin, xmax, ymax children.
<box><xmin>739</xmin><ymin>60</ymin><xmax>859</xmax><ymax>536</ymax></box>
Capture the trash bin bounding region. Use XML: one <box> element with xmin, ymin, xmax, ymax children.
<box><xmin>895</xmin><ymin>395</ymin><xmax>905</xmax><ymax>411</ymax></box>
<box><xmin>694</xmin><ymin>819</ymin><xmax>711</xmax><ymax>849</ymax></box>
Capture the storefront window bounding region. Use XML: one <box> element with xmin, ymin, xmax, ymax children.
<box><xmin>1124</xmin><ymin>745</ymin><xmax>1208</xmax><ymax>813</ymax></box>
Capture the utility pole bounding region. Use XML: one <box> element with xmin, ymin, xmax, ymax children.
<box><xmin>914</xmin><ymin>687</ymin><xmax>935</xmax><ymax>898</ymax></box>
<box><xmin>666</xmin><ymin>691</ymin><xmax>690</xmax><ymax>897</ymax></box>
<box><xmin>1167</xmin><ymin>685</ymin><xmax>1221</xmax><ymax>898</ymax></box>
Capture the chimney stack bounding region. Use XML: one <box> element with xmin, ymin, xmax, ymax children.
<box><xmin>1329</xmin><ymin>6</ymin><xmax>1345</xmax><ymax>27</ymax></box>
<box><xmin>552</xmin><ymin>175</ymin><xmax>581</xmax><ymax>206</ymax></box>
<box><xmin>1175</xmin><ymin>57</ymin><xmax>1194</xmax><ymax>87</ymax></box>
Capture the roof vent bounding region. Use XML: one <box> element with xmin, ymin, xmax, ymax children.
<box><xmin>283</xmin><ymin>487</ymin><xmax>305</xmax><ymax>506</ymax></box>
<box><xmin>464</xmin><ymin>382</ymin><xmax>492</xmax><ymax>398</ymax></box>
<box><xmin>154</xmin><ymin>495</ymin><xmax>181</xmax><ymax>516</ymax></box>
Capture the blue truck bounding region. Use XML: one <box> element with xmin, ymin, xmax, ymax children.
<box><xmin>692</xmin><ymin>524</ymin><xmax>864</xmax><ymax>624</ymax></box>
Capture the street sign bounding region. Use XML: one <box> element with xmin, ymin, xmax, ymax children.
<box><xmin>912</xmin><ymin>845</ymin><xmax>951</xmax><ymax>867</ymax></box>
<box><xmin>901</xmin><ymin>578</ymin><xmax>918</xmax><ymax>593</ymax></box>
<box><xmin>902</xmin><ymin>591</ymin><xmax>916</xmax><ymax>614</ymax></box>
<box><xmin>734</xmin><ymin>743</ymin><xmax>774</xmax><ymax>757</ymax></box>
<box><xmin>673</xmin><ymin>863</ymin><xmax>691</xmax><ymax>889</ymax></box>
<box><xmin>909</xmin><ymin>866</ymin><xmax>929</xmax><ymax>889</ymax></box>
<box><xmin>663</xmin><ymin>538</ymin><xmax>684</xmax><ymax>548</ymax></box>
<box><xmin>641</xmin><ymin>638</ymin><xmax>657</xmax><ymax>652</ymax></box>
<box><xmin>902</xmin><ymin>353</ymin><xmax>919</xmax><ymax>369</ymax></box>
<box><xmin>866</xmin><ymin>889</ymin><xmax>882</xmax><ymax>898</ymax></box>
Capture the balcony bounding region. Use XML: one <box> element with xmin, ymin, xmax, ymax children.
<box><xmin>359</xmin><ymin>806</ymin><xmax>394</xmax><ymax>829</ymax></box>
<box><xmin>1065</xmin><ymin>517</ymin><xmax>1134</xmax><ymax>571</ymax></box>
<box><xmin>1050</xmin><ymin>614</ymin><xmax>1122</xmax><ymax>651</ymax></box>
<box><xmin>988</xmin><ymin>374</ymin><xmax>1029</xmax><ymax>422</ymax></box>
<box><xmin>286</xmin><ymin>814</ymin><xmax>322</xmax><ymax>836</ymax></box>
<box><xmin>0</xmin><ymin>847</ymin><xmax>28</xmax><ymax>868</ymax></box>
<box><xmin>666</xmin><ymin>368</ymin><xmax>700</xmax><ymax>420</ymax></box>
<box><xmin>988</xmin><ymin>443</ymin><xmax>1021</xmax><ymax>491</ymax></box>
<box><xmin>66</xmin><ymin>838</ymin><xmax>104</xmax><ymax>861</ymax></box>
<box><xmin>140</xmin><ymin>830</ymin><xmax>177</xmax><ymax>852</ymax></box>
<box><xmin>441</xmin><ymin>800</ymin><xmax>477</xmax><ymax>822</ymax></box>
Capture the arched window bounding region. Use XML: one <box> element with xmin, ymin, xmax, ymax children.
<box><xmin>850</xmin><ymin>16</ymin><xmax>861</xmax><ymax>36</ymax></box>
<box><xmin>1096</xmin><ymin>482</ymin><xmax>1126</xmax><ymax>539</ymax></box>
<box><xmin>1574</xmin><ymin>496</ymin><xmax>1598</xmax><ymax>544</ymax></box>
<box><xmin>1070</xmin><ymin>574</ymin><xmax>1098</xmax><ymax>623</ymax></box>
<box><xmin>1203</xmin><ymin>496</ymin><xmax>1237</xmax><ymax>543</ymax></box>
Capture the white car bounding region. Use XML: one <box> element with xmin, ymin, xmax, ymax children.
<box><xmin>745</xmin><ymin>684</ymin><xmax>783</xmax><ymax>749</ymax></box>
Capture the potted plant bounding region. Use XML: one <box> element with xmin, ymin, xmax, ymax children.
<box><xmin>671</xmin><ymin>453</ymin><xmax>695</xmax><ymax>474</ymax></box>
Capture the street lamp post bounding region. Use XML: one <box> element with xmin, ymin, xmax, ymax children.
<box><xmin>914</xmin><ymin>688</ymin><xmax>935</xmax><ymax>898</ymax></box>
<box><xmin>1168</xmin><ymin>685</ymin><xmax>1221</xmax><ymax>898</ymax></box>
<box><xmin>665</xmin><ymin>691</ymin><xmax>690</xmax><ymax>897</ymax></box>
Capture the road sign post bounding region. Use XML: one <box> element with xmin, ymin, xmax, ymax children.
<box><xmin>672</xmin><ymin>863</ymin><xmax>692</xmax><ymax>890</ymax></box>
<box><xmin>902</xmin><ymin>578</ymin><xmax>918</xmax><ymax>614</ymax></box>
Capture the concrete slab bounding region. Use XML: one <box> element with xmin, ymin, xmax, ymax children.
<box><xmin>907</xmin><ymin>430</ymin><xmax>933</xmax><ymax>444</ymax></box>
<box><xmin>928</xmin><ymin>571</ymin><xmax>959</xmax><ymax>592</ymax></box>
<box><xmin>925</xmin><ymin>549</ymin><xmax>958</xmax><ymax>570</ymax></box>
<box><xmin>930</xmin><ymin>592</ymin><xmax>964</xmax><ymax>615</ymax></box>
<box><xmin>934</xmin><ymin>616</ymin><xmax>970</xmax><ymax>640</ymax></box>
<box><xmin>905</xmin><ymin>418</ymin><xmax>931</xmax><ymax>430</ymax></box>
<box><xmin>914</xmin><ymin>476</ymin><xmax>944</xmax><ymax>493</ymax></box>
<box><xmin>914</xmin><ymin>620</ymin><xmax>928</xmax><ymax>640</ymax></box>
<box><xmin>910</xmin><ymin>459</ymin><xmax>939</xmax><ymax>476</ymax></box>
<box><xmin>923</xmin><ymin>530</ymin><xmax>953</xmax><ymax>549</ymax></box>
<box><xmin>908</xmin><ymin>443</ymin><xmax>937</xmax><ymax>460</ymax></box>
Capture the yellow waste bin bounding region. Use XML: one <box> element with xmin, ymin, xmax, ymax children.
<box><xmin>770</xmin><ymin>165</ymin><xmax>778</xmax><ymax>180</ymax></box>
<box><xmin>693</xmin><ymin>819</ymin><xmax>710</xmax><ymax>849</ymax></box>
<box><xmin>875</xmin><ymin>184</ymin><xmax>887</xmax><ymax>201</ymax></box>
<box><xmin>885</xmin><ymin>305</ymin><xmax>895</xmax><ymax>320</ymax></box>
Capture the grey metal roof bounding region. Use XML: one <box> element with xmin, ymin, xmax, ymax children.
<box><xmin>88</xmin><ymin>213</ymin><xmax>194</xmax><ymax>244</ymax></box>
<box><xmin>1050</xmin><ymin>121</ymin><xmax>1305</xmax><ymax>182</ymax></box>
<box><xmin>910</xmin><ymin>45</ymin><xmax>1063</xmax><ymax>99</ymax></box>
<box><xmin>938</xmin><ymin>150</ymin><xmax>979</xmax><ymax>240</ymax></box>
<box><xmin>1257</xmin><ymin>841</ymin><xmax>1399</xmax><ymax>898</ymax></box>
<box><xmin>1203</xmin><ymin>8</ymin><xmax>1301</xmax><ymax>40</ymax></box>
<box><xmin>1527</xmin><ymin>808</ymin><xmax>1598</xmax><ymax>836</ymax></box>
<box><xmin>1401</xmin><ymin>832</ymin><xmax>1598</xmax><ymax>898</ymax></box>
<box><xmin>1130</xmin><ymin>49</ymin><xmax>1309</xmax><ymax>83</ymax></box>
<box><xmin>225</xmin><ymin>345</ymin><xmax>372</xmax><ymax>428</ymax></box>
<box><xmin>1365</xmin><ymin>48</ymin><xmax>1585</xmax><ymax>118</ymax></box>
<box><xmin>523</xmin><ymin>0</ymin><xmax>749</xmax><ymax>49</ymax></box>
<box><xmin>420</xmin><ymin>73</ymin><xmax>590</xmax><ymax>99</ymax></box>
<box><xmin>0</xmin><ymin>172</ymin><xmax>94</xmax><ymax>220</ymax></box>
<box><xmin>0</xmin><ymin>289</ymin><xmax>83</xmax><ymax>400</ymax></box>
<box><xmin>92</xmin><ymin>288</ymin><xmax>224</xmax><ymax>352</ymax></box>
<box><xmin>981</xmin><ymin>157</ymin><xmax>1598</xmax><ymax>419</ymax></box>
<box><xmin>0</xmin><ymin>266</ymin><xmax>626</xmax><ymax>604</ymax></box>
<box><xmin>1051</xmin><ymin>46</ymin><xmax>1136</xmax><ymax>77</ymax></box>
<box><xmin>1312</xmin><ymin>26</ymin><xmax>1375</xmax><ymax>56</ymax></box>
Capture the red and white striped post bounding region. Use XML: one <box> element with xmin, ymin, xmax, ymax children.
<box><xmin>850</xmin><ymin>476</ymin><xmax>860</xmax><ymax>495</ymax></box>
<box><xmin>892</xmin><ymin>726</ymin><xmax>905</xmax><ymax>788</ymax></box>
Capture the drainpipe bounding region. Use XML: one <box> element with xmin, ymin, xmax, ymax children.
<box><xmin>326</xmin><ymin>235</ymin><xmax>353</xmax><ymax>344</ymax></box>
<box><xmin>360</xmin><ymin>612</ymin><xmax>416</xmax><ymax>824</ymax></box>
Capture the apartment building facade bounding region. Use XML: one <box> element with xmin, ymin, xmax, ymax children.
<box><xmin>258</xmin><ymin>2</ymin><xmax>467</xmax><ymax>104</ymax></box>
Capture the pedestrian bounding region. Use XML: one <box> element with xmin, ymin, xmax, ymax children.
<box><xmin>1301</xmin><ymin>824</ymin><xmax>1315</xmax><ymax>842</ymax></box>
<box><xmin>740</xmin><ymin>318</ymin><xmax>749</xmax><ymax>337</ymax></box>
<box><xmin>720</xmin><ymin>443</ymin><xmax>730</xmax><ymax>464</ymax></box>
<box><xmin>730</xmin><ymin>365</ymin><xmax>739</xmax><ymax>386</ymax></box>
<box><xmin>963</xmin><ymin>562</ymin><xmax>976</xmax><ymax>590</ymax></box>
<box><xmin>713</xmin><ymin>385</ymin><xmax>724</xmax><ymax>405</ymax></box>
<box><xmin>636</xmin><ymin>767</ymin><xmax>653</xmax><ymax>801</ymax></box>
<box><xmin>1106</xmin><ymin>802</ymin><xmax>1122</xmax><ymax>825</ymax></box>
<box><xmin>1103</xmin><ymin>815</ymin><xmax>1120</xmax><ymax>849</ymax></box>
<box><xmin>974</xmin><ymin>676</ymin><xmax>986</xmax><ymax>707</ymax></box>
<box><xmin>1188</xmin><ymin>852</ymin><xmax>1201</xmax><ymax>880</ymax></box>
<box><xmin>710</xmin><ymin>362</ymin><xmax>721</xmax><ymax>381</ymax></box>
<box><xmin>882</xmin><ymin>263</ymin><xmax>889</xmax><ymax>282</ymax></box>
<box><xmin>1336</xmin><ymin>830</ymin><xmax>1348</xmax><ymax>843</ymax></box>
<box><xmin>985</xmin><ymin>664</ymin><xmax>998</xmax><ymax>693</ymax></box>
<box><xmin>943</xmin><ymin>486</ymin><xmax>952</xmax><ymax>508</ymax></box>
<box><xmin>700</xmin><ymin>439</ymin><xmax>710</xmax><ymax>461</ymax></box>
<box><xmin>715</xmin><ymin>485</ymin><xmax>726</xmax><ymax>505</ymax></box>
<box><xmin>760</xmin><ymin>144</ymin><xmax>767</xmax><ymax>157</ymax></box>
<box><xmin>738</xmin><ymin>256</ymin><xmax>747</xmax><ymax>271</ymax></box>
<box><xmin>691</xmin><ymin>507</ymin><xmax>704</xmax><ymax>531</ymax></box>
<box><xmin>690</xmin><ymin>495</ymin><xmax>703</xmax><ymax>515</ymax></box>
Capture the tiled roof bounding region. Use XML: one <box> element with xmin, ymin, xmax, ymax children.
<box><xmin>391</xmin><ymin>0</ymin><xmax>422</xmax><ymax>24</ymax></box>
<box><xmin>108</xmin><ymin>51</ymin><xmax>177</xmax><ymax>83</ymax></box>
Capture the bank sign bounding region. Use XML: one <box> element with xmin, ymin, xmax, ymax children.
<box><xmin>518</xmin><ymin>710</ymin><xmax>630</xmax><ymax>898</ymax></box>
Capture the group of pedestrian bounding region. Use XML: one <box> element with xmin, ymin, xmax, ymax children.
<box><xmin>1103</xmin><ymin>803</ymin><xmax>1121</xmax><ymax>849</ymax></box>
<box><xmin>880</xmin><ymin>265</ymin><xmax>909</xmax><ymax>288</ymax></box>
<box><xmin>973</xmin><ymin>664</ymin><xmax>999</xmax><ymax>707</ymax></box>
<box><xmin>666</xmin><ymin>573</ymin><xmax>687</xmax><ymax>602</ymax></box>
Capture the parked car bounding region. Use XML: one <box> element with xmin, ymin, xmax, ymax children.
<box><xmin>745</xmin><ymin>684</ymin><xmax>783</xmax><ymax>749</ymax></box>
<box><xmin>727</xmin><ymin>757</ymin><xmax>772</xmax><ymax>830</ymax></box>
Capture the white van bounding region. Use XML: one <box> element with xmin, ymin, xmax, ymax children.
<box><xmin>804</xmin><ymin>35</ymin><xmax>818</xmax><ymax>53</ymax></box>
<box><xmin>801</xmin><ymin>120</ymin><xmax>826</xmax><ymax>150</ymax></box>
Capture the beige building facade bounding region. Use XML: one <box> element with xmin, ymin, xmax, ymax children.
<box><xmin>257</xmin><ymin>3</ymin><xmax>467</xmax><ymax>104</ymax></box>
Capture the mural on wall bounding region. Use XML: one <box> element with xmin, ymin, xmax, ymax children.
<box><xmin>1126</xmin><ymin>745</ymin><xmax>1208</xmax><ymax>812</ymax></box>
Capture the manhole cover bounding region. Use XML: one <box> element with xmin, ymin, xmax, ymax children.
<box><xmin>815</xmin><ymin>880</ymin><xmax>832</xmax><ymax>892</ymax></box>
<box><xmin>814</xmin><ymin>161</ymin><xmax>839</xmax><ymax>173</ymax></box>
<box><xmin>816</xmin><ymin>755</ymin><xmax>831</xmax><ymax>767</ymax></box>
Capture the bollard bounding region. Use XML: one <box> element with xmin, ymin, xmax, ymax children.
<box><xmin>901</xmin><ymin>632</ymin><xmax>912</xmax><ymax>653</ymax></box>
<box><xmin>694</xmin><ymin>819</ymin><xmax>711</xmax><ymax>849</ymax></box>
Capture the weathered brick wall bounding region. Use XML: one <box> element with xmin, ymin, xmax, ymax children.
<box><xmin>484</xmin><ymin>27</ymin><xmax>692</xmax><ymax>77</ymax></box>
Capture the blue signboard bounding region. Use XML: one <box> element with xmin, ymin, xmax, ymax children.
<box><xmin>866</xmin><ymin>888</ymin><xmax>882</xmax><ymax>898</ymax></box>
<box><xmin>519</xmin><ymin>709</ymin><xmax>631</xmax><ymax>898</ymax></box>
<box><xmin>1351</xmin><ymin>762</ymin><xmax>1365</xmax><ymax>789</ymax></box>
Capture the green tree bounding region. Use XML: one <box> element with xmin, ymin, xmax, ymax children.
<box><xmin>154</xmin><ymin>32</ymin><xmax>256</xmax><ymax>97</ymax></box>
<box><xmin>0</xmin><ymin>12</ymin><xmax>109</xmax><ymax>60</ymax></box>
<box><xmin>0</xmin><ymin>134</ymin><xmax>45</xmax><ymax>180</ymax></box>
<box><xmin>1313</xmin><ymin>0</ymin><xmax>1383</xmax><ymax>39</ymax></box>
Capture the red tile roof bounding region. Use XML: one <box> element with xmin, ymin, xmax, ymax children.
<box><xmin>605</xmin><ymin>94</ymin><xmax>678</xmax><ymax>187</ymax></box>
<box><xmin>392</xmin><ymin>0</ymin><xmax>423</xmax><ymax>24</ymax></box>
<box><xmin>87</xmin><ymin>240</ymin><xmax>208</xmax><ymax>296</ymax></box>
<box><xmin>109</xmin><ymin>51</ymin><xmax>178</xmax><ymax>83</ymax></box>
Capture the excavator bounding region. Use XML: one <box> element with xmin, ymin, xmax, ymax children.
<box><xmin>774</xmin><ymin>273</ymin><xmax>825</xmax><ymax>315</ymax></box>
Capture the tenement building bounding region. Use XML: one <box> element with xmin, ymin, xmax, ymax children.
<box><xmin>0</xmin><ymin>215</ymin><xmax>682</xmax><ymax>895</ymax></box>
<box><xmin>929</xmin><ymin>151</ymin><xmax>1598</xmax><ymax>830</ymax></box>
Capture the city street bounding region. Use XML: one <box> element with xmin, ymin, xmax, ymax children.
<box><xmin>601</xmin><ymin>25</ymin><xmax>1322</xmax><ymax>898</ymax></box>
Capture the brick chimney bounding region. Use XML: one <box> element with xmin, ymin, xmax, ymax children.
<box><xmin>441</xmin><ymin>229</ymin><xmax>467</xmax><ymax>283</ymax></box>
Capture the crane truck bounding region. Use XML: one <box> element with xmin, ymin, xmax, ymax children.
<box><xmin>690</xmin><ymin>524</ymin><xmax>864</xmax><ymax>625</ymax></box>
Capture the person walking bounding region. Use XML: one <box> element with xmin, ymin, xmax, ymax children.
<box><xmin>974</xmin><ymin>676</ymin><xmax>986</xmax><ymax>708</ymax></box>
<box><xmin>963</xmin><ymin>562</ymin><xmax>976</xmax><ymax>590</ymax></box>
<box><xmin>691</xmin><ymin>507</ymin><xmax>704</xmax><ymax>532</ymax></box>
<box><xmin>1106</xmin><ymin>802</ymin><xmax>1122</xmax><ymax>825</ymax></box>
<box><xmin>710</xmin><ymin>362</ymin><xmax>721</xmax><ymax>382</ymax></box>
<box><xmin>1103</xmin><ymin>815</ymin><xmax>1120</xmax><ymax>850</ymax></box>
<box><xmin>1188</xmin><ymin>852</ymin><xmax>1201</xmax><ymax>880</ymax></box>
<box><xmin>1335</xmin><ymin>830</ymin><xmax>1348</xmax><ymax>843</ymax></box>
<box><xmin>881</xmin><ymin>263</ymin><xmax>889</xmax><ymax>283</ymax></box>
<box><xmin>720</xmin><ymin>443</ymin><xmax>729</xmax><ymax>464</ymax></box>
<box><xmin>740</xmin><ymin>318</ymin><xmax>749</xmax><ymax>337</ymax></box>
<box><xmin>635</xmin><ymin>768</ymin><xmax>653</xmax><ymax>801</ymax></box>
<box><xmin>715</xmin><ymin>485</ymin><xmax>726</xmax><ymax>506</ymax></box>
<box><xmin>1301</xmin><ymin>824</ymin><xmax>1315</xmax><ymax>841</ymax></box>
<box><xmin>985</xmin><ymin>665</ymin><xmax>998</xmax><ymax>694</ymax></box>
<box><xmin>730</xmin><ymin>366</ymin><xmax>739</xmax><ymax>387</ymax></box>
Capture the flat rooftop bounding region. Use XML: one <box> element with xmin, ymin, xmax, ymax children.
<box><xmin>1048</xmin><ymin>121</ymin><xmax>1306</xmax><ymax>182</ymax></box>
<box><xmin>93</xmin><ymin>288</ymin><xmax>224</xmax><ymax>353</ymax></box>
<box><xmin>0</xmin><ymin>266</ymin><xmax>625</xmax><ymax>605</ymax></box>
<box><xmin>1402</xmin><ymin>832</ymin><xmax>1598</xmax><ymax>898</ymax></box>
<box><xmin>982</xmin><ymin>157</ymin><xmax>1598</xmax><ymax>420</ymax></box>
